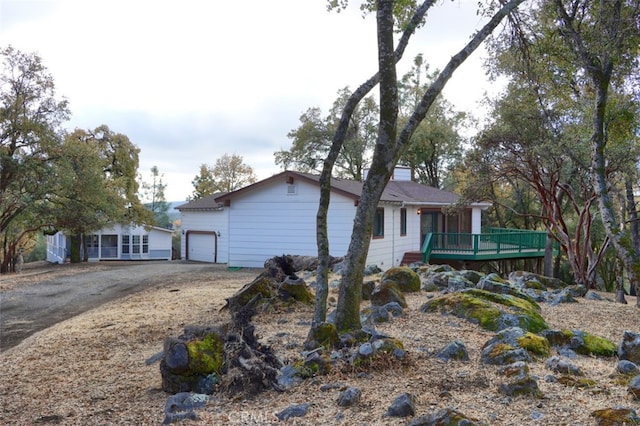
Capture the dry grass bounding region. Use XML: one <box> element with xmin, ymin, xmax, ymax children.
<box><xmin>0</xmin><ymin>265</ymin><xmax>638</xmax><ymax>425</ymax></box>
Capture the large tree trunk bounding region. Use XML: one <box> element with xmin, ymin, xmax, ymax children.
<box><xmin>589</xmin><ymin>68</ymin><xmax>640</xmax><ymax>307</ymax></box>
<box><xmin>69</xmin><ymin>233</ymin><xmax>82</xmax><ymax>263</ymax></box>
<box><xmin>312</xmin><ymin>0</ymin><xmax>435</xmax><ymax>326</ymax></box>
<box><xmin>335</xmin><ymin>0</ymin><xmax>398</xmax><ymax>332</ymax></box>
<box><xmin>554</xmin><ymin>0</ymin><xmax>639</xmax><ymax>305</ymax></box>
<box><xmin>626</xmin><ymin>178</ymin><xmax>639</xmax><ymax>297</ymax></box>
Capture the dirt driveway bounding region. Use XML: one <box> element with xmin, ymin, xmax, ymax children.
<box><xmin>0</xmin><ymin>261</ymin><xmax>237</xmax><ymax>352</ymax></box>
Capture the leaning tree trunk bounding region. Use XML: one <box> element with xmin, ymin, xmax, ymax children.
<box><xmin>626</xmin><ymin>177</ymin><xmax>639</xmax><ymax>297</ymax></box>
<box><xmin>312</xmin><ymin>0</ymin><xmax>435</xmax><ymax>326</ymax></box>
<box><xmin>554</xmin><ymin>0</ymin><xmax>639</xmax><ymax>306</ymax></box>
<box><xmin>335</xmin><ymin>0</ymin><xmax>399</xmax><ymax>332</ymax></box>
<box><xmin>331</xmin><ymin>0</ymin><xmax>528</xmax><ymax>331</ymax></box>
<box><xmin>590</xmin><ymin>75</ymin><xmax>640</xmax><ymax>307</ymax></box>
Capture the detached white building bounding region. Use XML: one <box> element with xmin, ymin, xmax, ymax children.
<box><xmin>46</xmin><ymin>223</ymin><xmax>173</xmax><ymax>263</ymax></box>
<box><xmin>177</xmin><ymin>168</ymin><xmax>490</xmax><ymax>270</ymax></box>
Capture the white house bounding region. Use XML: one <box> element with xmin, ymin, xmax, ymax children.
<box><xmin>177</xmin><ymin>168</ymin><xmax>490</xmax><ymax>270</ymax></box>
<box><xmin>46</xmin><ymin>223</ymin><xmax>173</xmax><ymax>263</ymax></box>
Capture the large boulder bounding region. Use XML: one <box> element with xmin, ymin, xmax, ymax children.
<box><xmin>508</xmin><ymin>271</ymin><xmax>567</xmax><ymax>290</ymax></box>
<box><xmin>542</xmin><ymin>329</ymin><xmax>617</xmax><ymax>357</ymax></box>
<box><xmin>421</xmin><ymin>289</ymin><xmax>547</xmax><ymax>333</ymax></box>
<box><xmin>381</xmin><ymin>266</ymin><xmax>421</xmax><ymax>292</ymax></box>
<box><xmin>370</xmin><ymin>281</ymin><xmax>408</xmax><ymax>308</ymax></box>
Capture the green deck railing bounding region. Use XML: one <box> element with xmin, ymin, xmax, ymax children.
<box><xmin>422</xmin><ymin>228</ymin><xmax>549</xmax><ymax>263</ymax></box>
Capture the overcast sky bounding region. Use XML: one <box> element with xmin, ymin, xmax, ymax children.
<box><xmin>1</xmin><ymin>0</ymin><xmax>502</xmax><ymax>201</ymax></box>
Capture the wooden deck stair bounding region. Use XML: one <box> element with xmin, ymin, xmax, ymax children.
<box><xmin>401</xmin><ymin>251</ymin><xmax>423</xmax><ymax>266</ymax></box>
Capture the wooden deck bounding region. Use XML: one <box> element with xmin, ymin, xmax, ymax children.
<box><xmin>419</xmin><ymin>229</ymin><xmax>551</xmax><ymax>263</ymax></box>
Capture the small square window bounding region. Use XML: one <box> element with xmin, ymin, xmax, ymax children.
<box><xmin>373</xmin><ymin>208</ymin><xmax>384</xmax><ymax>238</ymax></box>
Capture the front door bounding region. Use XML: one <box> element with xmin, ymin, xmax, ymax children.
<box><xmin>420</xmin><ymin>211</ymin><xmax>440</xmax><ymax>247</ymax></box>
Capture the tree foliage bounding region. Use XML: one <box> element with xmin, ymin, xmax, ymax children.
<box><xmin>190</xmin><ymin>153</ymin><xmax>257</xmax><ymax>199</ymax></box>
<box><xmin>275</xmin><ymin>87</ymin><xmax>379</xmax><ymax>180</ymax></box>
<box><xmin>398</xmin><ymin>54</ymin><xmax>466</xmax><ymax>188</ymax></box>
<box><xmin>141</xmin><ymin>165</ymin><xmax>171</xmax><ymax>228</ymax></box>
<box><xmin>0</xmin><ymin>46</ymin><xmax>69</xmax><ymax>271</ymax></box>
<box><xmin>52</xmin><ymin>126</ymin><xmax>152</xmax><ymax>262</ymax></box>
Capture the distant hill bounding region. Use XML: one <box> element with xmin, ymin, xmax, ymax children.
<box><xmin>168</xmin><ymin>201</ymin><xmax>186</xmax><ymax>222</ymax></box>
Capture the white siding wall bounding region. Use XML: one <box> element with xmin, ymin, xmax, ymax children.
<box><xmin>148</xmin><ymin>228</ymin><xmax>172</xmax><ymax>259</ymax></box>
<box><xmin>180</xmin><ymin>209</ymin><xmax>228</xmax><ymax>263</ymax></box>
<box><xmin>227</xmin><ymin>179</ymin><xmax>355</xmax><ymax>268</ymax></box>
<box><xmin>367</xmin><ymin>205</ymin><xmax>421</xmax><ymax>270</ymax></box>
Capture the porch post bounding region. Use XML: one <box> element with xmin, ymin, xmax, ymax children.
<box><xmin>471</xmin><ymin>207</ymin><xmax>482</xmax><ymax>235</ymax></box>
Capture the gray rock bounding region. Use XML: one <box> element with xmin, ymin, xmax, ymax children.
<box><xmin>358</xmin><ymin>342</ymin><xmax>374</xmax><ymax>357</ymax></box>
<box><xmin>546</xmin><ymin>288</ymin><xmax>578</xmax><ymax>305</ymax></box>
<box><xmin>630</xmin><ymin>375</ymin><xmax>640</xmax><ymax>400</ymax></box>
<box><xmin>545</xmin><ymin>356</ymin><xmax>584</xmax><ymax>376</ymax></box>
<box><xmin>370</xmin><ymin>281</ymin><xmax>408</xmax><ymax>308</ymax></box>
<box><xmin>383</xmin><ymin>301</ymin><xmax>404</xmax><ymax>317</ymax></box>
<box><xmin>275</xmin><ymin>403</ymin><xmax>310</xmax><ymax>421</ymax></box>
<box><xmin>277</xmin><ymin>365</ymin><xmax>302</xmax><ymax>390</ymax></box>
<box><xmin>337</xmin><ymin>387</ymin><xmax>362</xmax><ymax>407</ymax></box>
<box><xmin>408</xmin><ymin>407</ymin><xmax>483</xmax><ymax>425</ymax></box>
<box><xmin>193</xmin><ymin>373</ymin><xmax>218</xmax><ymax>394</ymax></box>
<box><xmin>481</xmin><ymin>327</ymin><xmax>532</xmax><ymax>365</ymax></box>
<box><xmin>629</xmin><ymin>375</ymin><xmax>640</xmax><ymax>401</ymax></box>
<box><xmin>361</xmin><ymin>305</ymin><xmax>390</xmax><ymax>325</ymax></box>
<box><xmin>384</xmin><ymin>392</ymin><xmax>416</xmax><ymax>418</ymax></box>
<box><xmin>498</xmin><ymin>375</ymin><xmax>541</xmax><ymax>397</ymax></box>
<box><xmin>618</xmin><ymin>360</ymin><xmax>640</xmax><ymax>375</ymax></box>
<box><xmin>619</xmin><ymin>331</ymin><xmax>640</xmax><ymax>364</ymax></box>
<box><xmin>584</xmin><ymin>291</ymin><xmax>603</xmax><ymax>301</ymax></box>
<box><xmin>436</xmin><ymin>340</ymin><xmax>469</xmax><ymax>362</ymax></box>
<box><xmin>364</xmin><ymin>264</ymin><xmax>382</xmax><ymax>276</ymax></box>
<box><xmin>163</xmin><ymin>392</ymin><xmax>209</xmax><ymax>424</ymax></box>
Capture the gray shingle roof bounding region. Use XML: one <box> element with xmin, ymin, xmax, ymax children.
<box><xmin>212</xmin><ymin>171</ymin><xmax>474</xmax><ymax>206</ymax></box>
<box><xmin>175</xmin><ymin>192</ymin><xmax>227</xmax><ymax>211</ymax></box>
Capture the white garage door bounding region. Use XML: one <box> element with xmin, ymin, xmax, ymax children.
<box><xmin>188</xmin><ymin>232</ymin><xmax>216</xmax><ymax>263</ymax></box>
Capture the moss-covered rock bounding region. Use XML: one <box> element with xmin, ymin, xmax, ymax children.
<box><xmin>372</xmin><ymin>337</ymin><xmax>405</xmax><ymax>355</ymax></box>
<box><xmin>306</xmin><ymin>322</ymin><xmax>339</xmax><ymax>350</ymax></box>
<box><xmin>558</xmin><ymin>375</ymin><xmax>597</xmax><ymax>388</ymax></box>
<box><xmin>371</xmin><ymin>281</ymin><xmax>408</xmax><ymax>308</ymax></box>
<box><xmin>408</xmin><ymin>408</ymin><xmax>483</xmax><ymax>426</ymax></box>
<box><xmin>476</xmin><ymin>279</ymin><xmax>540</xmax><ymax>307</ymax></box>
<box><xmin>517</xmin><ymin>332</ymin><xmax>551</xmax><ymax>358</ymax></box>
<box><xmin>591</xmin><ymin>407</ymin><xmax>640</xmax><ymax>425</ymax></box>
<box><xmin>542</xmin><ymin>329</ymin><xmax>616</xmax><ymax>357</ymax></box>
<box><xmin>160</xmin><ymin>327</ymin><xmax>226</xmax><ymax>394</ymax></box>
<box><xmin>508</xmin><ymin>271</ymin><xmax>567</xmax><ymax>289</ymax></box>
<box><xmin>381</xmin><ymin>266</ymin><xmax>421</xmax><ymax>292</ymax></box>
<box><xmin>421</xmin><ymin>289</ymin><xmax>547</xmax><ymax>333</ymax></box>
<box><xmin>460</xmin><ymin>270</ymin><xmax>484</xmax><ymax>285</ymax></box>
<box><xmin>481</xmin><ymin>328</ymin><xmax>532</xmax><ymax>365</ymax></box>
<box><xmin>185</xmin><ymin>333</ymin><xmax>224</xmax><ymax>375</ymax></box>
<box><xmin>498</xmin><ymin>375</ymin><xmax>543</xmax><ymax>398</ymax></box>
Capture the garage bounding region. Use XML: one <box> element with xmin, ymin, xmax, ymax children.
<box><xmin>186</xmin><ymin>231</ymin><xmax>217</xmax><ymax>263</ymax></box>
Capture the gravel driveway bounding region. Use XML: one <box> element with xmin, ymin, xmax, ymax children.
<box><xmin>0</xmin><ymin>261</ymin><xmax>223</xmax><ymax>352</ymax></box>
